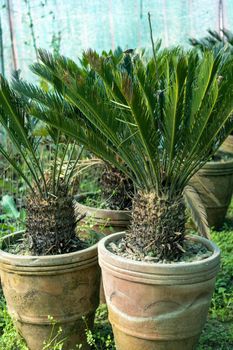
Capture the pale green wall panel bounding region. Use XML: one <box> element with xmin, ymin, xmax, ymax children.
<box><xmin>0</xmin><ymin>0</ymin><xmax>230</xmax><ymax>80</ymax></box>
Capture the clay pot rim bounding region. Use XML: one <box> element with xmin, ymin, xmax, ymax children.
<box><xmin>203</xmin><ymin>156</ymin><xmax>233</xmax><ymax>168</ymax></box>
<box><xmin>75</xmin><ymin>192</ymin><xmax>131</xmax><ymax>216</ymax></box>
<box><xmin>98</xmin><ymin>231</ymin><xmax>220</xmax><ymax>271</ymax></box>
<box><xmin>196</xmin><ymin>157</ymin><xmax>233</xmax><ymax>176</ymax></box>
<box><xmin>0</xmin><ymin>230</ymin><xmax>98</xmax><ymax>267</ymax></box>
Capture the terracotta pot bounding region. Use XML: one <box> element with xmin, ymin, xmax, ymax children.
<box><xmin>99</xmin><ymin>232</ymin><xmax>220</xmax><ymax>350</ymax></box>
<box><xmin>189</xmin><ymin>158</ymin><xmax>233</xmax><ymax>229</ymax></box>
<box><xmin>0</xmin><ymin>231</ymin><xmax>100</xmax><ymax>350</ymax></box>
<box><xmin>220</xmin><ymin>135</ymin><xmax>233</xmax><ymax>154</ymax></box>
<box><xmin>75</xmin><ymin>193</ymin><xmax>131</xmax><ymax>235</ymax></box>
<box><xmin>75</xmin><ymin>193</ymin><xmax>131</xmax><ymax>304</ymax></box>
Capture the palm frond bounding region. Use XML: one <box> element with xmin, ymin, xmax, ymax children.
<box><xmin>0</xmin><ymin>76</ymin><xmax>83</xmax><ymax>198</ymax></box>
<box><xmin>0</xmin><ymin>76</ymin><xmax>46</xmax><ymax>193</ymax></box>
<box><xmin>184</xmin><ymin>186</ymin><xmax>211</xmax><ymax>238</ymax></box>
<box><xmin>14</xmin><ymin>48</ymin><xmax>233</xmax><ymax>202</ymax></box>
<box><xmin>189</xmin><ymin>29</ymin><xmax>233</xmax><ymax>55</ymax></box>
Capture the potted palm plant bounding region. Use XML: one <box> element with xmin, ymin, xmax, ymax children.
<box><xmin>23</xmin><ymin>42</ymin><xmax>233</xmax><ymax>349</ymax></box>
<box><xmin>189</xmin><ymin>29</ymin><xmax>233</xmax><ymax>228</ymax></box>
<box><xmin>18</xmin><ymin>45</ymin><xmax>233</xmax><ymax>348</ymax></box>
<box><xmin>0</xmin><ymin>78</ymin><xmax>100</xmax><ymax>350</ymax></box>
<box><xmin>13</xmin><ymin>56</ymin><xmax>133</xmax><ymax>237</ymax></box>
<box><xmin>13</xmin><ymin>67</ymin><xmax>134</xmax><ymax>305</ymax></box>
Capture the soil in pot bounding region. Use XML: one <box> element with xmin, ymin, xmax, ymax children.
<box><xmin>189</xmin><ymin>151</ymin><xmax>233</xmax><ymax>230</ymax></box>
<box><xmin>98</xmin><ymin>232</ymin><xmax>220</xmax><ymax>350</ymax></box>
<box><xmin>108</xmin><ymin>235</ymin><xmax>213</xmax><ymax>263</ymax></box>
<box><xmin>0</xmin><ymin>231</ymin><xmax>100</xmax><ymax>350</ymax></box>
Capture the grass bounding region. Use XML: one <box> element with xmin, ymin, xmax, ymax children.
<box><xmin>197</xmin><ymin>229</ymin><xmax>233</xmax><ymax>349</ymax></box>
<box><xmin>0</xmin><ymin>212</ymin><xmax>232</xmax><ymax>349</ymax></box>
<box><xmin>0</xmin><ymin>290</ymin><xmax>28</xmax><ymax>350</ymax></box>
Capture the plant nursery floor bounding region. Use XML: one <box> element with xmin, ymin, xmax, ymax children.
<box><xmin>0</xmin><ymin>223</ymin><xmax>233</xmax><ymax>349</ymax></box>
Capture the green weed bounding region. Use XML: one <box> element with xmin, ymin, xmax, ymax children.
<box><xmin>0</xmin><ymin>291</ymin><xmax>27</xmax><ymax>350</ymax></box>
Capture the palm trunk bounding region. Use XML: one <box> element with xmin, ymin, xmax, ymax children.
<box><xmin>100</xmin><ymin>164</ymin><xmax>133</xmax><ymax>210</ymax></box>
<box><xmin>126</xmin><ymin>191</ymin><xmax>186</xmax><ymax>260</ymax></box>
<box><xmin>25</xmin><ymin>183</ymin><xmax>80</xmax><ymax>255</ymax></box>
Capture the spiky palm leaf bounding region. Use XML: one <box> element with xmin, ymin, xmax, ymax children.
<box><xmin>189</xmin><ymin>29</ymin><xmax>233</xmax><ymax>53</ymax></box>
<box><xmin>28</xmin><ymin>49</ymin><xmax>233</xmax><ymax>190</ymax></box>
<box><xmin>184</xmin><ymin>186</ymin><xmax>210</xmax><ymax>239</ymax></box>
<box><xmin>12</xmin><ymin>55</ymin><xmax>135</xmax><ymax>210</ymax></box>
<box><xmin>13</xmin><ymin>48</ymin><xmax>233</xmax><ymax>259</ymax></box>
<box><xmin>0</xmin><ymin>77</ymin><xmax>84</xmax><ymax>255</ymax></box>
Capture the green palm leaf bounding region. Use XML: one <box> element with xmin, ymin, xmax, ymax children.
<box><xmin>0</xmin><ymin>76</ymin><xmax>83</xmax><ymax>198</ymax></box>
<box><xmin>8</xmin><ymin>46</ymin><xmax>233</xmax><ymax>258</ymax></box>
<box><xmin>26</xmin><ymin>48</ymin><xmax>233</xmax><ymax>198</ymax></box>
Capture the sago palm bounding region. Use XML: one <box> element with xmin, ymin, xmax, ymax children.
<box><xmin>0</xmin><ymin>76</ymin><xmax>83</xmax><ymax>255</ymax></box>
<box><xmin>13</xmin><ymin>49</ymin><xmax>134</xmax><ymax>211</ymax></box>
<box><xmin>13</xmin><ymin>47</ymin><xmax>233</xmax><ymax>260</ymax></box>
<box><xmin>189</xmin><ymin>28</ymin><xmax>233</xmax><ymax>53</ymax></box>
<box><xmin>99</xmin><ymin>163</ymin><xmax>134</xmax><ymax>210</ymax></box>
<box><xmin>190</xmin><ymin>29</ymin><xmax>233</xmax><ymax>142</ymax></box>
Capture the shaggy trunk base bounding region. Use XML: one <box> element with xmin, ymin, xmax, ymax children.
<box><xmin>126</xmin><ymin>191</ymin><xmax>186</xmax><ymax>260</ymax></box>
<box><xmin>25</xmin><ymin>185</ymin><xmax>80</xmax><ymax>255</ymax></box>
<box><xmin>100</xmin><ymin>164</ymin><xmax>134</xmax><ymax>210</ymax></box>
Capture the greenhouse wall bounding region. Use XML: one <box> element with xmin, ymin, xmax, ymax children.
<box><xmin>0</xmin><ymin>0</ymin><xmax>232</xmax><ymax>79</ymax></box>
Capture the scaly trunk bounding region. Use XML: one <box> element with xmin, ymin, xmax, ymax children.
<box><xmin>100</xmin><ymin>164</ymin><xmax>133</xmax><ymax>210</ymax></box>
<box><xmin>25</xmin><ymin>182</ymin><xmax>80</xmax><ymax>255</ymax></box>
<box><xmin>126</xmin><ymin>191</ymin><xmax>186</xmax><ymax>260</ymax></box>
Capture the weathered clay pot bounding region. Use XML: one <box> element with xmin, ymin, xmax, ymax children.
<box><xmin>189</xmin><ymin>157</ymin><xmax>233</xmax><ymax>229</ymax></box>
<box><xmin>220</xmin><ymin>135</ymin><xmax>233</xmax><ymax>154</ymax></box>
<box><xmin>75</xmin><ymin>193</ymin><xmax>131</xmax><ymax>303</ymax></box>
<box><xmin>0</xmin><ymin>231</ymin><xmax>100</xmax><ymax>350</ymax></box>
<box><xmin>75</xmin><ymin>193</ymin><xmax>131</xmax><ymax>235</ymax></box>
<box><xmin>99</xmin><ymin>232</ymin><xmax>220</xmax><ymax>350</ymax></box>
